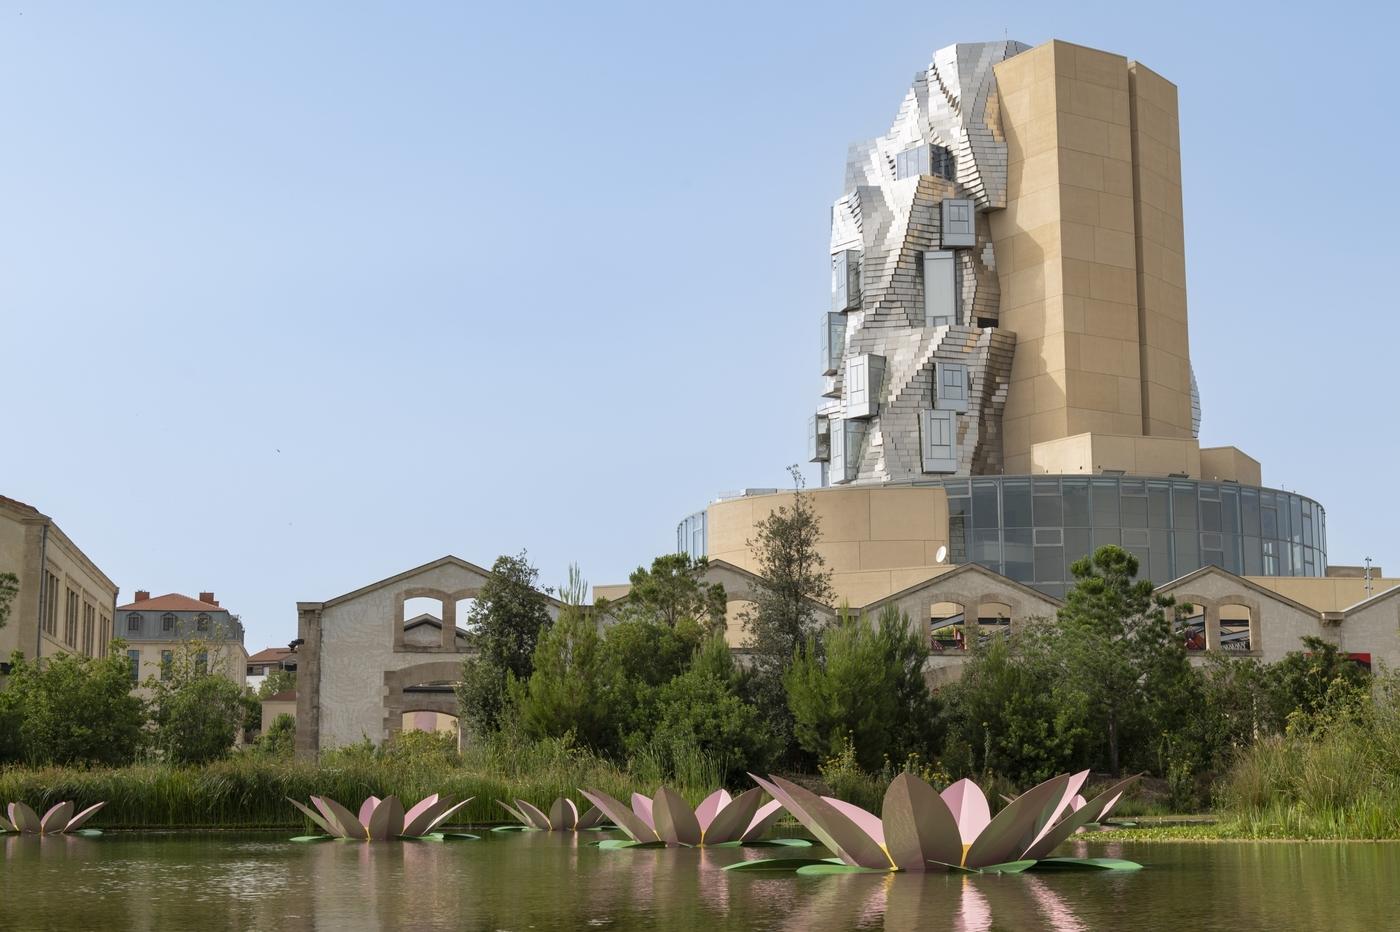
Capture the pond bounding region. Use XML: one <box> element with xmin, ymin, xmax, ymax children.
<box><xmin>2</xmin><ymin>830</ymin><xmax>1396</xmax><ymax>930</ymax></box>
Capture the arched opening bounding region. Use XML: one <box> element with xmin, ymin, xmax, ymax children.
<box><xmin>975</xmin><ymin>601</ymin><xmax>1012</xmax><ymax>645</ymax></box>
<box><xmin>401</xmin><ymin>709</ymin><xmax>459</xmax><ymax>734</ymax></box>
<box><xmin>1219</xmin><ymin>604</ymin><xmax>1253</xmax><ymax>652</ymax></box>
<box><xmin>1178</xmin><ymin>603</ymin><xmax>1207</xmax><ymax>651</ymax></box>
<box><xmin>929</xmin><ymin>601</ymin><xmax>966</xmax><ymax>652</ymax></box>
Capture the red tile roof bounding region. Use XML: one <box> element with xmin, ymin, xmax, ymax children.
<box><xmin>115</xmin><ymin>593</ymin><xmax>225</xmax><ymax>612</ymax></box>
<box><xmin>248</xmin><ymin>647</ymin><xmax>294</xmax><ymax>664</ymax></box>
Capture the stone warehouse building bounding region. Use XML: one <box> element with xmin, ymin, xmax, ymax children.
<box><xmin>293</xmin><ymin>556</ymin><xmax>564</xmax><ymax>756</ymax></box>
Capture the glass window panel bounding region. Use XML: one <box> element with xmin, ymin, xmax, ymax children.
<box><xmin>1150</xmin><ymin>529</ymin><xmax>1172</xmax><ymax>583</ymax></box>
<box><xmin>1033</xmin><ymin>478</ymin><xmax>1060</xmax><ymax>494</ymax></box>
<box><xmin>1221</xmin><ymin>487</ymin><xmax>1240</xmax><ymax>535</ymax></box>
<box><xmin>1034</xmin><ymin>528</ymin><xmax>1063</xmax><ymax>546</ymax></box>
<box><xmin>1148</xmin><ymin>482</ymin><xmax>1171</xmax><ymax>528</ymax></box>
<box><xmin>1241</xmin><ymin>488</ymin><xmax>1261</xmax><ymax>537</ymax></box>
<box><xmin>1063</xmin><ymin>480</ymin><xmax>1090</xmax><ymax>527</ymax></box>
<box><xmin>971</xmin><ymin>481</ymin><xmax>1000</xmax><ymax>530</ymax></box>
<box><xmin>1035</xmin><ymin>545</ymin><xmax>1064</xmax><ymax>583</ymax></box>
<box><xmin>947</xmin><ymin>495</ymin><xmax>968</xmax><ymax>519</ymax></box>
<box><xmin>1203</xmin><ymin>549</ymin><xmax>1224</xmax><ymax>569</ymax></box>
<box><xmin>971</xmin><ymin>528</ymin><xmax>1001</xmax><ymax>571</ymax></box>
<box><xmin>1172</xmin><ymin>483</ymin><xmax>1198</xmax><ymax>529</ymax></box>
<box><xmin>1199</xmin><ymin>483</ymin><xmax>1221</xmax><ymax>501</ymax></box>
<box><xmin>1201</xmin><ymin>498</ymin><xmax>1222</xmax><ymax>532</ymax></box>
<box><xmin>1263</xmin><ymin>540</ymin><xmax>1279</xmax><ymax>575</ymax></box>
<box><xmin>1091</xmin><ymin>479</ymin><xmax>1120</xmax><ymax>527</ymax></box>
<box><xmin>1126</xmin><ymin>546</ymin><xmax>1150</xmax><ymax>575</ymax></box>
<box><xmin>1033</xmin><ymin>492</ymin><xmax>1063</xmax><ymax>527</ymax></box>
<box><xmin>1093</xmin><ymin>528</ymin><xmax>1121</xmax><ymax>550</ymax></box>
<box><xmin>1121</xmin><ymin>493</ymin><xmax>1148</xmax><ymax>529</ymax></box>
<box><xmin>1243</xmin><ymin>537</ymin><xmax>1263</xmax><ymax>575</ymax></box>
<box><xmin>949</xmin><ymin>515</ymin><xmax>967</xmax><ymax>563</ymax></box>
<box><xmin>1069</xmin><ymin>526</ymin><xmax>1092</xmax><ymax>576</ymax></box>
<box><xmin>1261</xmin><ymin>506</ymin><xmax>1278</xmax><ymax>539</ymax></box>
<box><xmin>1224</xmin><ymin>533</ymin><xmax>1242</xmax><ymax>575</ymax></box>
<box><xmin>1174</xmin><ymin>532</ymin><xmax>1199</xmax><ymax>573</ymax></box>
<box><xmin>944</xmin><ymin>479</ymin><xmax>970</xmax><ymax>497</ymax></box>
<box><xmin>1290</xmin><ymin>497</ymin><xmax>1303</xmax><ymax>544</ymax></box>
<box><xmin>1004</xmin><ymin>528</ymin><xmax>1033</xmax><ymax>582</ymax></box>
<box><xmin>1002</xmin><ymin>480</ymin><xmax>1031</xmax><ymax>527</ymax></box>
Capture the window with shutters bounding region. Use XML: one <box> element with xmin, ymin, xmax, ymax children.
<box><xmin>921</xmin><ymin>409</ymin><xmax>958</xmax><ymax>473</ymax></box>
<box><xmin>941</xmin><ymin>198</ymin><xmax>976</xmax><ymax>247</ymax></box>
<box><xmin>936</xmin><ymin>362</ymin><xmax>969</xmax><ymax>411</ymax></box>
<box><xmin>923</xmin><ymin>251</ymin><xmax>957</xmax><ymax>327</ymax></box>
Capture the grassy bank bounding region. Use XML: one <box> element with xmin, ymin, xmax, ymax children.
<box><xmin>0</xmin><ymin>736</ymin><xmax>725</xmax><ymax>830</ymax></box>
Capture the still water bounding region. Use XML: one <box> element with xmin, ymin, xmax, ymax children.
<box><xmin>1</xmin><ymin>830</ymin><xmax>1395</xmax><ymax>931</ymax></box>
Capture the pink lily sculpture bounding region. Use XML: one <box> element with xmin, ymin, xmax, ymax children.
<box><xmin>579</xmin><ymin>785</ymin><xmax>797</xmax><ymax>848</ymax></box>
<box><xmin>287</xmin><ymin>794</ymin><xmax>475</xmax><ymax>842</ymax></box>
<box><xmin>1</xmin><ymin>801</ymin><xmax>106</xmax><ymax>836</ymax></box>
<box><xmin>496</xmin><ymin>797</ymin><xmax>606</xmax><ymax>832</ymax></box>
<box><xmin>727</xmin><ymin>772</ymin><xmax>1140</xmax><ymax>875</ymax></box>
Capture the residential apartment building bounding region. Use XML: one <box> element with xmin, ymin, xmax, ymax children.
<box><xmin>246</xmin><ymin>646</ymin><xmax>296</xmax><ymax>692</ymax></box>
<box><xmin>0</xmin><ymin>495</ymin><xmax>118</xmax><ymax>668</ymax></box>
<box><xmin>115</xmin><ymin>590</ymin><xmax>248</xmax><ymax>690</ymax></box>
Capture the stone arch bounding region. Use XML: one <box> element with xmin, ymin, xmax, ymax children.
<box><xmin>383</xmin><ymin>660</ymin><xmax>462</xmax><ymax>741</ymax></box>
<box><xmin>1217</xmin><ymin>596</ymin><xmax>1261</xmax><ymax>654</ymax></box>
<box><xmin>1171</xmin><ymin>594</ymin><xmax>1219</xmax><ymax>650</ymax></box>
<box><xmin>393</xmin><ymin>586</ymin><xmax>483</xmax><ymax>652</ymax></box>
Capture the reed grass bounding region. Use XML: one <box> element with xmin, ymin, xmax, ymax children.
<box><xmin>0</xmin><ymin>735</ymin><xmax>725</xmax><ymax>830</ymax></box>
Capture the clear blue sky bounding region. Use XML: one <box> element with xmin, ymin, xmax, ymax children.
<box><xmin>2</xmin><ymin>1</ymin><xmax>1395</xmax><ymax>651</ymax></box>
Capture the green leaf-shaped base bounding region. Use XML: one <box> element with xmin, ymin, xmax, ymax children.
<box><xmin>72</xmin><ymin>829</ymin><xmax>103</xmax><ymax>837</ymax></box>
<box><xmin>1031</xmin><ymin>857</ymin><xmax>1142</xmax><ymax>871</ymax></box>
<box><xmin>490</xmin><ymin>825</ymin><xmax>535</xmax><ymax>833</ymax></box>
<box><xmin>796</xmin><ymin>863</ymin><xmax>891</xmax><ymax>876</ymax></box>
<box><xmin>289</xmin><ymin>835</ymin><xmax>333</xmax><ymax>843</ymax></box>
<box><xmin>708</xmin><ymin>837</ymin><xmax>813</xmax><ymax>849</ymax></box>
<box><xmin>723</xmin><ymin>857</ymin><xmax>843</xmax><ymax>872</ymax></box>
<box><xmin>595</xmin><ymin>839</ymin><xmax>670</xmax><ymax>850</ymax></box>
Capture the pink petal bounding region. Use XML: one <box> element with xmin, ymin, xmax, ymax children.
<box><xmin>630</xmin><ymin>793</ymin><xmax>654</xmax><ymax>831</ymax></box>
<box><xmin>821</xmin><ymin>796</ymin><xmax>886</xmax><ymax>848</ymax></box>
<box><xmin>940</xmin><ymin>779</ymin><xmax>991</xmax><ymax>846</ymax></box>
<box><xmin>694</xmin><ymin>789</ymin><xmax>729</xmax><ymax>832</ymax></box>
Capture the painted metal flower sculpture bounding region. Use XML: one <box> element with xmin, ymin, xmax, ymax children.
<box><xmin>288</xmin><ymin>794</ymin><xmax>477</xmax><ymax>842</ymax></box>
<box><xmin>1</xmin><ymin>801</ymin><xmax>106</xmax><ymax>836</ymax></box>
<box><xmin>579</xmin><ymin>786</ymin><xmax>804</xmax><ymax>849</ymax></box>
<box><xmin>494</xmin><ymin>797</ymin><xmax>607</xmax><ymax>832</ymax></box>
<box><xmin>726</xmin><ymin>772</ymin><xmax>1140</xmax><ymax>875</ymax></box>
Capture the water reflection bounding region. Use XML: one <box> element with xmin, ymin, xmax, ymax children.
<box><xmin>1</xmin><ymin>831</ymin><xmax>1397</xmax><ymax>931</ymax></box>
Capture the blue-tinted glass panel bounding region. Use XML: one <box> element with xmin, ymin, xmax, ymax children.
<box><xmin>972</xmin><ymin>481</ymin><xmax>1000</xmax><ymax>531</ymax></box>
<box><xmin>1092</xmin><ymin>479</ymin><xmax>1120</xmax><ymax>527</ymax></box>
<box><xmin>1002</xmin><ymin>480</ymin><xmax>1032</xmax><ymax>528</ymax></box>
<box><xmin>1004</xmin><ymin>528</ymin><xmax>1033</xmax><ymax>581</ymax></box>
<box><xmin>1063</xmin><ymin>480</ymin><xmax>1090</xmax><ymax>527</ymax></box>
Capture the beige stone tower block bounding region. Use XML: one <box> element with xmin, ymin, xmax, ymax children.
<box><xmin>991</xmin><ymin>40</ymin><xmax>1195</xmax><ymax>474</ymax></box>
<box><xmin>1128</xmin><ymin>62</ymin><xmax>1193</xmax><ymax>438</ymax></box>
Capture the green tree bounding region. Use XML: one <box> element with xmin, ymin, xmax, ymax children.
<box><xmin>785</xmin><ymin>606</ymin><xmax>938</xmax><ymax>771</ymax></box>
<box><xmin>457</xmin><ymin>551</ymin><xmax>554</xmax><ymax>737</ymax></box>
<box><xmin>253</xmin><ymin>712</ymin><xmax>296</xmax><ymax>756</ymax></box>
<box><xmin>617</xmin><ymin>553</ymin><xmax>727</xmax><ymax>631</ymax></box>
<box><xmin>940</xmin><ymin>621</ymin><xmax>1091</xmax><ymax>784</ymax></box>
<box><xmin>146</xmin><ymin>640</ymin><xmax>247</xmax><ymax>765</ymax></box>
<box><xmin>2</xmin><ymin>646</ymin><xmax>146</xmax><ymax>765</ymax></box>
<box><xmin>513</xmin><ymin>567</ymin><xmax>616</xmax><ymax>751</ymax></box>
<box><xmin>1265</xmin><ymin>635</ymin><xmax>1371</xmax><ymax>731</ymax></box>
<box><xmin>256</xmin><ymin>667</ymin><xmax>296</xmax><ymax>699</ymax></box>
<box><xmin>650</xmin><ymin>636</ymin><xmax>774</xmax><ymax>781</ymax></box>
<box><xmin>1052</xmin><ymin>545</ymin><xmax>1191</xmax><ymax>775</ymax></box>
<box><xmin>740</xmin><ymin>466</ymin><xmax>835</xmax><ymax>755</ymax></box>
<box><xmin>0</xmin><ymin>573</ymin><xmax>17</xmax><ymax>629</ymax></box>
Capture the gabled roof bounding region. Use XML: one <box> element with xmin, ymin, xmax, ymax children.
<box><xmin>859</xmin><ymin>562</ymin><xmax>1064</xmax><ymax>614</ymax></box>
<box><xmin>247</xmin><ymin>647</ymin><xmax>294</xmax><ymax>664</ymax></box>
<box><xmin>1155</xmin><ymin>564</ymin><xmax>1320</xmax><ymax>616</ymax></box>
<box><xmin>305</xmin><ymin>555</ymin><xmax>566</xmax><ymax>611</ymax></box>
<box><xmin>117</xmin><ymin>593</ymin><xmax>226</xmax><ymax>613</ymax></box>
<box><xmin>403</xmin><ymin>613</ymin><xmax>468</xmax><ymax>638</ymax></box>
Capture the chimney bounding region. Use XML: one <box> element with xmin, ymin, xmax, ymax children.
<box><xmin>199</xmin><ymin>591</ymin><xmax>217</xmax><ymax>606</ymax></box>
<box><xmin>135</xmin><ymin>590</ymin><xmax>150</xmax><ymax>602</ymax></box>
